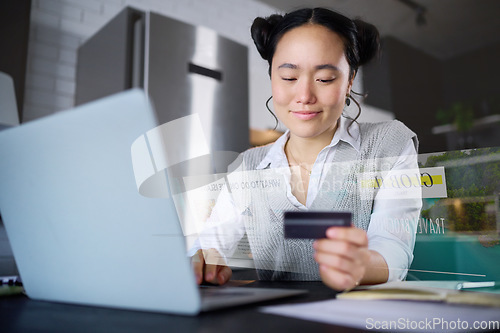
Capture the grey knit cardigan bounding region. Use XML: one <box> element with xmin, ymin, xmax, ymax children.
<box><xmin>227</xmin><ymin>120</ymin><xmax>418</xmax><ymax>281</ymax></box>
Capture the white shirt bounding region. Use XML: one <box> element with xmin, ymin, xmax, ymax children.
<box><xmin>192</xmin><ymin>116</ymin><xmax>422</xmax><ymax>282</ymax></box>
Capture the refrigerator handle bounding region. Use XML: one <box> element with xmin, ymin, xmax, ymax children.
<box><xmin>131</xmin><ymin>14</ymin><xmax>145</xmax><ymax>88</ymax></box>
<box><xmin>188</xmin><ymin>62</ymin><xmax>223</xmax><ymax>81</ymax></box>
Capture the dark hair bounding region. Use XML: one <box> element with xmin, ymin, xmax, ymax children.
<box><xmin>251</xmin><ymin>7</ymin><xmax>380</xmax><ymax>80</ymax></box>
<box><xmin>251</xmin><ymin>7</ymin><xmax>380</xmax><ymax>128</ymax></box>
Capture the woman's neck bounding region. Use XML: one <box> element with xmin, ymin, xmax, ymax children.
<box><xmin>286</xmin><ymin>123</ymin><xmax>338</xmax><ymax>164</ymax></box>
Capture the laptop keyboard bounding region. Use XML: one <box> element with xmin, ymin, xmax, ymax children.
<box><xmin>199</xmin><ymin>286</ymin><xmax>254</xmax><ymax>298</ymax></box>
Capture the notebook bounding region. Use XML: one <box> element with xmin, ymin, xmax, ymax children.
<box><xmin>0</xmin><ymin>89</ymin><xmax>305</xmax><ymax>315</ymax></box>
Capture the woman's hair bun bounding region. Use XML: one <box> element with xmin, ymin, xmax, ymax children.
<box><xmin>251</xmin><ymin>14</ymin><xmax>283</xmax><ymax>61</ymax></box>
<box><xmin>353</xmin><ymin>19</ymin><xmax>380</xmax><ymax>66</ymax></box>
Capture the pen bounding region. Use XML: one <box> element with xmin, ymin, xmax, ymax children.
<box><xmin>456</xmin><ymin>281</ymin><xmax>497</xmax><ymax>290</ymax></box>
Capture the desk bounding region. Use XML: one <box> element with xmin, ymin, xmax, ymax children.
<box><xmin>0</xmin><ymin>279</ymin><xmax>363</xmax><ymax>333</ymax></box>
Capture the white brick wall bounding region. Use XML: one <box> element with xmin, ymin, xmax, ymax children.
<box><xmin>23</xmin><ymin>0</ymin><xmax>278</xmax><ymax>129</ymax></box>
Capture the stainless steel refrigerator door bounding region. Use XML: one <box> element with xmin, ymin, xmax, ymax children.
<box><xmin>146</xmin><ymin>12</ymin><xmax>249</xmax><ymax>160</ymax></box>
<box><xmin>76</xmin><ymin>8</ymin><xmax>145</xmax><ymax>105</ymax></box>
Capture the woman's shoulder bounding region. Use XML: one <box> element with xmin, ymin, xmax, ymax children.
<box><xmin>244</xmin><ymin>142</ymin><xmax>274</xmax><ymax>156</ymax></box>
<box><xmin>358</xmin><ymin>120</ymin><xmax>418</xmax><ymax>156</ymax></box>
<box><xmin>242</xmin><ymin>143</ymin><xmax>274</xmax><ymax>166</ymax></box>
<box><xmin>227</xmin><ymin>143</ymin><xmax>274</xmax><ymax>172</ymax></box>
<box><xmin>359</xmin><ymin>119</ymin><xmax>414</xmax><ymax>135</ymax></box>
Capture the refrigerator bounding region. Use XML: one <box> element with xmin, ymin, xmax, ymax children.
<box><xmin>75</xmin><ymin>7</ymin><xmax>250</xmax><ymax>244</ymax></box>
<box><xmin>75</xmin><ymin>7</ymin><xmax>249</xmax><ymax>172</ymax></box>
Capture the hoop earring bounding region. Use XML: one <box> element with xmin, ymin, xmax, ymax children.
<box><xmin>344</xmin><ymin>91</ymin><xmax>364</xmax><ymax>136</ymax></box>
<box><xmin>266</xmin><ymin>96</ymin><xmax>279</xmax><ymax>130</ymax></box>
<box><xmin>350</xmin><ymin>90</ymin><xmax>366</xmax><ymax>124</ymax></box>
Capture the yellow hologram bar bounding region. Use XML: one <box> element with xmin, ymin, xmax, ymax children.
<box><xmin>421</xmin><ymin>174</ymin><xmax>443</xmax><ymax>185</ymax></box>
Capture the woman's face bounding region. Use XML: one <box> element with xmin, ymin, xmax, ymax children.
<box><xmin>271</xmin><ymin>24</ymin><xmax>353</xmax><ymax>140</ymax></box>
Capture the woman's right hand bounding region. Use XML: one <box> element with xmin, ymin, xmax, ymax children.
<box><xmin>191</xmin><ymin>249</ymin><xmax>232</xmax><ymax>285</ymax></box>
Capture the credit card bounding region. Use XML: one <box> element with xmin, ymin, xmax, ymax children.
<box><xmin>284</xmin><ymin>211</ymin><xmax>352</xmax><ymax>239</ymax></box>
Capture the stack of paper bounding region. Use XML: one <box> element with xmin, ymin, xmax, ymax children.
<box><xmin>338</xmin><ymin>280</ymin><xmax>500</xmax><ymax>307</ymax></box>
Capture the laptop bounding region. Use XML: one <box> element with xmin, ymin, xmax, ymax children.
<box><xmin>0</xmin><ymin>89</ymin><xmax>305</xmax><ymax>315</ymax></box>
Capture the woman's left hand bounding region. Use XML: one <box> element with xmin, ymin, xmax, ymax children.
<box><xmin>313</xmin><ymin>226</ymin><xmax>371</xmax><ymax>291</ymax></box>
